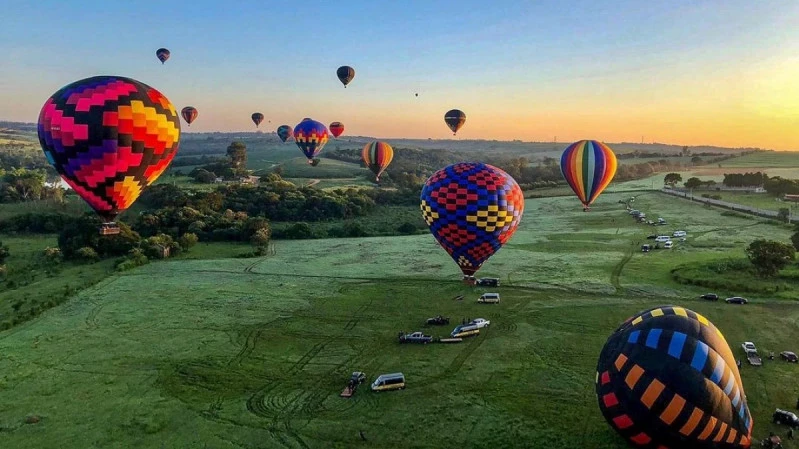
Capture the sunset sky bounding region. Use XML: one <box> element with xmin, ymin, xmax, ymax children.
<box><xmin>2</xmin><ymin>0</ymin><xmax>799</xmax><ymax>149</ymax></box>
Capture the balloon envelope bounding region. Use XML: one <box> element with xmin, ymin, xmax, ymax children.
<box><xmin>560</xmin><ymin>140</ymin><xmax>617</xmax><ymax>209</ymax></box>
<box><xmin>277</xmin><ymin>125</ymin><xmax>293</xmax><ymax>143</ymax></box>
<box><xmin>37</xmin><ymin>75</ymin><xmax>180</xmax><ymax>223</ymax></box>
<box><xmin>251</xmin><ymin>113</ymin><xmax>264</xmax><ymax>127</ymax></box>
<box><xmin>329</xmin><ymin>122</ymin><xmax>344</xmax><ymax>138</ymax></box>
<box><xmin>293</xmin><ymin>119</ymin><xmax>329</xmax><ymax>162</ymax></box>
<box><xmin>181</xmin><ymin>106</ymin><xmax>197</xmax><ymax>126</ymax></box>
<box><xmin>420</xmin><ymin>162</ymin><xmax>524</xmax><ymax>277</ymax></box>
<box><xmin>362</xmin><ymin>141</ymin><xmax>394</xmax><ymax>182</ymax></box>
<box><xmin>444</xmin><ymin>109</ymin><xmax>466</xmax><ymax>135</ymax></box>
<box><xmin>337</xmin><ymin>66</ymin><xmax>355</xmax><ymax>87</ymax></box>
<box><xmin>596</xmin><ymin>306</ymin><xmax>752</xmax><ymax>449</ymax></box>
<box><xmin>156</xmin><ymin>48</ymin><xmax>170</xmax><ymax>64</ymax></box>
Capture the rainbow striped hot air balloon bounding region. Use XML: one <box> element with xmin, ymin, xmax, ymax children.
<box><xmin>362</xmin><ymin>141</ymin><xmax>394</xmax><ymax>182</ymax></box>
<box><xmin>560</xmin><ymin>140</ymin><xmax>617</xmax><ymax>211</ymax></box>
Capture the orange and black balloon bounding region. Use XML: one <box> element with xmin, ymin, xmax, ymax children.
<box><xmin>156</xmin><ymin>48</ymin><xmax>170</xmax><ymax>64</ymax></box>
<box><xmin>37</xmin><ymin>75</ymin><xmax>180</xmax><ymax>226</ymax></box>
<box><xmin>444</xmin><ymin>109</ymin><xmax>466</xmax><ymax>135</ymax></box>
<box><xmin>362</xmin><ymin>141</ymin><xmax>393</xmax><ymax>182</ymax></box>
<box><xmin>181</xmin><ymin>107</ymin><xmax>198</xmax><ymax>126</ymax></box>
<box><xmin>337</xmin><ymin>66</ymin><xmax>355</xmax><ymax>88</ymax></box>
<box><xmin>251</xmin><ymin>112</ymin><xmax>264</xmax><ymax>128</ymax></box>
<box><xmin>596</xmin><ymin>306</ymin><xmax>753</xmax><ymax>449</ymax></box>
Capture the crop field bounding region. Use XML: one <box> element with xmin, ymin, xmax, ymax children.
<box><xmin>1</xmin><ymin>192</ymin><xmax>798</xmax><ymax>448</ymax></box>
<box><xmin>717</xmin><ymin>151</ymin><xmax>799</xmax><ymax>168</ymax></box>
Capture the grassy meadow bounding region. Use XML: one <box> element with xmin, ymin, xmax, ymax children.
<box><xmin>1</xmin><ymin>192</ymin><xmax>799</xmax><ymax>448</ymax></box>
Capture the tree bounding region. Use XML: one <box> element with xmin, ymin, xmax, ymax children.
<box><xmin>226</xmin><ymin>141</ymin><xmax>247</xmax><ymax>172</ymax></box>
<box><xmin>690</xmin><ymin>156</ymin><xmax>703</xmax><ymax>165</ymax></box>
<box><xmin>250</xmin><ymin>228</ymin><xmax>270</xmax><ymax>248</ymax></box>
<box><xmin>778</xmin><ymin>208</ymin><xmax>790</xmax><ymax>223</ymax></box>
<box><xmin>684</xmin><ymin>177</ymin><xmax>702</xmax><ymax>189</ymax></box>
<box><xmin>745</xmin><ymin>239</ymin><xmax>795</xmax><ymax>277</ymax></box>
<box><xmin>178</xmin><ymin>232</ymin><xmax>199</xmax><ymax>251</ymax></box>
<box><xmin>663</xmin><ymin>173</ymin><xmax>682</xmax><ymax>187</ymax></box>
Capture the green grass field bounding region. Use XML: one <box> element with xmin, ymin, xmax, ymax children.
<box><xmin>1</xmin><ymin>192</ymin><xmax>798</xmax><ymax>448</ymax></box>
<box><xmin>717</xmin><ymin>151</ymin><xmax>799</xmax><ymax>168</ymax></box>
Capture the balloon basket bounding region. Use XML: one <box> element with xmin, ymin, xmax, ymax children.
<box><xmin>99</xmin><ymin>223</ymin><xmax>120</xmax><ymax>236</ymax></box>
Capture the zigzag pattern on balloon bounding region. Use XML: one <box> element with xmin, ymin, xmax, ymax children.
<box><xmin>37</xmin><ymin>76</ymin><xmax>181</xmax><ymax>222</ymax></box>
<box><xmin>420</xmin><ymin>162</ymin><xmax>524</xmax><ymax>276</ymax></box>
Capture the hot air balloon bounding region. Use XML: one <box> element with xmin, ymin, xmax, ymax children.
<box><xmin>156</xmin><ymin>48</ymin><xmax>170</xmax><ymax>64</ymax></box>
<box><xmin>37</xmin><ymin>76</ymin><xmax>180</xmax><ymax>235</ymax></box>
<box><xmin>362</xmin><ymin>141</ymin><xmax>394</xmax><ymax>182</ymax></box>
<box><xmin>277</xmin><ymin>125</ymin><xmax>293</xmax><ymax>143</ymax></box>
<box><xmin>560</xmin><ymin>140</ymin><xmax>617</xmax><ymax>211</ymax></box>
<box><xmin>251</xmin><ymin>112</ymin><xmax>264</xmax><ymax>128</ymax></box>
<box><xmin>420</xmin><ymin>162</ymin><xmax>524</xmax><ymax>282</ymax></box>
<box><xmin>293</xmin><ymin>118</ymin><xmax>328</xmax><ymax>164</ymax></box>
<box><xmin>337</xmin><ymin>66</ymin><xmax>355</xmax><ymax>88</ymax></box>
<box><xmin>329</xmin><ymin>122</ymin><xmax>344</xmax><ymax>138</ymax></box>
<box><xmin>181</xmin><ymin>107</ymin><xmax>198</xmax><ymax>126</ymax></box>
<box><xmin>444</xmin><ymin>109</ymin><xmax>466</xmax><ymax>135</ymax></box>
<box><xmin>596</xmin><ymin>305</ymin><xmax>753</xmax><ymax>449</ymax></box>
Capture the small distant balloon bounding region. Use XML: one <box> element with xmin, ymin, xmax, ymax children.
<box><xmin>251</xmin><ymin>112</ymin><xmax>264</xmax><ymax>128</ymax></box>
<box><xmin>329</xmin><ymin>122</ymin><xmax>344</xmax><ymax>138</ymax></box>
<box><xmin>181</xmin><ymin>107</ymin><xmax>198</xmax><ymax>126</ymax></box>
<box><xmin>444</xmin><ymin>109</ymin><xmax>466</xmax><ymax>135</ymax></box>
<box><xmin>337</xmin><ymin>66</ymin><xmax>355</xmax><ymax>88</ymax></box>
<box><xmin>277</xmin><ymin>125</ymin><xmax>293</xmax><ymax>143</ymax></box>
<box><xmin>156</xmin><ymin>48</ymin><xmax>170</xmax><ymax>64</ymax></box>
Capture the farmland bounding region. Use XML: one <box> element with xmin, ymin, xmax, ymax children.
<box><xmin>1</xmin><ymin>192</ymin><xmax>798</xmax><ymax>448</ymax></box>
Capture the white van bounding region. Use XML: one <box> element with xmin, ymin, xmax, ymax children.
<box><xmin>655</xmin><ymin>236</ymin><xmax>671</xmax><ymax>243</ymax></box>
<box><xmin>371</xmin><ymin>373</ymin><xmax>405</xmax><ymax>391</ymax></box>
<box><xmin>673</xmin><ymin>231</ymin><xmax>687</xmax><ymax>238</ymax></box>
<box><xmin>478</xmin><ymin>293</ymin><xmax>500</xmax><ymax>304</ymax></box>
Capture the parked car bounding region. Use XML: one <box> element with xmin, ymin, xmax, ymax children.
<box><xmin>780</xmin><ymin>351</ymin><xmax>798</xmax><ymax>363</ymax></box>
<box><xmin>657</xmin><ymin>218</ymin><xmax>667</xmax><ymax>225</ymax></box>
<box><xmin>469</xmin><ymin>318</ymin><xmax>491</xmax><ymax>329</ymax></box>
<box><xmin>477</xmin><ymin>293</ymin><xmax>500</xmax><ymax>304</ymax></box>
<box><xmin>641</xmin><ymin>244</ymin><xmax>651</xmax><ymax>253</ymax></box>
<box><xmin>655</xmin><ymin>235</ymin><xmax>671</xmax><ymax>243</ymax></box>
<box><xmin>646</xmin><ymin>234</ymin><xmax>657</xmax><ymax>240</ymax></box>
<box><xmin>742</xmin><ymin>341</ymin><xmax>762</xmax><ymax>366</ymax></box>
<box><xmin>742</xmin><ymin>341</ymin><xmax>757</xmax><ymax>353</ymax></box>
<box><xmin>700</xmin><ymin>293</ymin><xmax>719</xmax><ymax>301</ymax></box>
<box><xmin>673</xmin><ymin>230</ymin><xmax>687</xmax><ymax>237</ymax></box>
<box><xmin>629</xmin><ymin>209</ymin><xmax>640</xmax><ymax>215</ymax></box>
<box><xmin>350</xmin><ymin>371</ymin><xmax>367</xmax><ymax>385</ymax></box>
<box><xmin>398</xmin><ymin>331</ymin><xmax>433</xmax><ymax>344</ymax></box>
<box><xmin>726</xmin><ymin>296</ymin><xmax>748</xmax><ymax>304</ymax></box>
<box><xmin>773</xmin><ymin>409</ymin><xmax>799</xmax><ymax>428</ymax></box>
<box><xmin>426</xmin><ymin>315</ymin><xmax>450</xmax><ymax>325</ymax></box>
<box><xmin>663</xmin><ymin>241</ymin><xmax>673</xmax><ymax>249</ymax></box>
<box><xmin>476</xmin><ymin>278</ymin><xmax>499</xmax><ymax>287</ymax></box>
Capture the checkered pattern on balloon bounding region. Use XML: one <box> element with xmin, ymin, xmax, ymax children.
<box><xmin>293</xmin><ymin>120</ymin><xmax>329</xmax><ymax>163</ymax></box>
<box><xmin>37</xmin><ymin>76</ymin><xmax>180</xmax><ymax>223</ymax></box>
<box><xmin>420</xmin><ymin>162</ymin><xmax>524</xmax><ymax>276</ymax></box>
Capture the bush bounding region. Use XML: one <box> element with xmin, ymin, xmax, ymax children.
<box><xmin>76</xmin><ymin>246</ymin><xmax>99</xmax><ymax>262</ymax></box>
<box><xmin>396</xmin><ymin>222</ymin><xmax>418</xmax><ymax>235</ymax></box>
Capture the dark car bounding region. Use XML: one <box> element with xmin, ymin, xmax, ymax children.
<box><xmin>476</xmin><ymin>278</ymin><xmax>499</xmax><ymax>287</ymax></box>
<box><xmin>700</xmin><ymin>293</ymin><xmax>719</xmax><ymax>301</ymax></box>
<box><xmin>426</xmin><ymin>315</ymin><xmax>450</xmax><ymax>325</ymax></box>
<box><xmin>725</xmin><ymin>296</ymin><xmax>748</xmax><ymax>304</ymax></box>
<box><xmin>773</xmin><ymin>409</ymin><xmax>799</xmax><ymax>428</ymax></box>
<box><xmin>350</xmin><ymin>371</ymin><xmax>366</xmax><ymax>385</ymax></box>
<box><xmin>646</xmin><ymin>234</ymin><xmax>657</xmax><ymax>240</ymax></box>
<box><xmin>780</xmin><ymin>351</ymin><xmax>798</xmax><ymax>363</ymax></box>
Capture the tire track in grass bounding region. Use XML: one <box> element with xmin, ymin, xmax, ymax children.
<box><xmin>610</xmin><ymin>246</ymin><xmax>635</xmax><ymax>294</ymax></box>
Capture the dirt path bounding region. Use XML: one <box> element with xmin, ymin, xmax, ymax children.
<box><xmin>306</xmin><ymin>179</ymin><xmax>320</xmax><ymax>187</ymax></box>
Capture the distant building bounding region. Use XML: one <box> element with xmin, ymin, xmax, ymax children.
<box><xmin>784</xmin><ymin>194</ymin><xmax>799</xmax><ymax>202</ymax></box>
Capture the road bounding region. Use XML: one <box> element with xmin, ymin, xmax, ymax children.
<box><xmin>659</xmin><ymin>188</ymin><xmax>795</xmax><ymax>221</ymax></box>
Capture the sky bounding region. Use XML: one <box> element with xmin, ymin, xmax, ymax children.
<box><xmin>2</xmin><ymin>0</ymin><xmax>799</xmax><ymax>149</ymax></box>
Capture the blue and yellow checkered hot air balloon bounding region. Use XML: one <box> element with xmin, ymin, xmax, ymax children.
<box><xmin>420</xmin><ymin>162</ymin><xmax>524</xmax><ymax>281</ymax></box>
<box><xmin>293</xmin><ymin>118</ymin><xmax>329</xmax><ymax>165</ymax></box>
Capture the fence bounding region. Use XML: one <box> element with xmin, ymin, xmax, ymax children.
<box><xmin>659</xmin><ymin>189</ymin><xmax>795</xmax><ymax>222</ymax></box>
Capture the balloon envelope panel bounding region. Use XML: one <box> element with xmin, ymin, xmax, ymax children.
<box><xmin>37</xmin><ymin>75</ymin><xmax>180</xmax><ymax>222</ymax></box>
<box><xmin>596</xmin><ymin>306</ymin><xmax>752</xmax><ymax>449</ymax></box>
<box><xmin>420</xmin><ymin>162</ymin><xmax>524</xmax><ymax>276</ymax></box>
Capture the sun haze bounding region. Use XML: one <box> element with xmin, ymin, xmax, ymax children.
<box><xmin>2</xmin><ymin>0</ymin><xmax>798</xmax><ymax>149</ymax></box>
